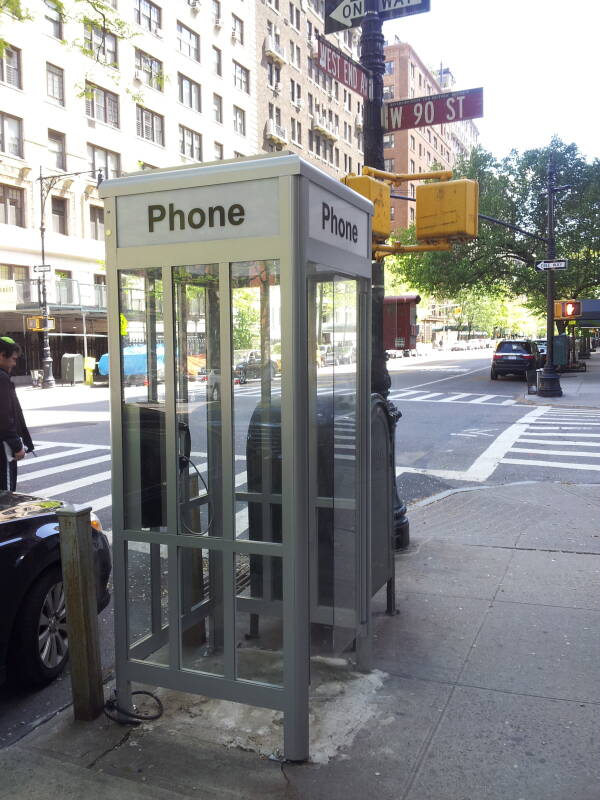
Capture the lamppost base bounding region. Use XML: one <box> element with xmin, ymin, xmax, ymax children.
<box><xmin>537</xmin><ymin>367</ymin><xmax>562</xmax><ymax>397</ymax></box>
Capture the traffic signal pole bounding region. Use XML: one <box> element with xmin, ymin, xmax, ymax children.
<box><xmin>361</xmin><ymin>2</ymin><xmax>409</xmax><ymax>548</ymax></box>
<box><xmin>538</xmin><ymin>152</ymin><xmax>563</xmax><ymax>397</ymax></box>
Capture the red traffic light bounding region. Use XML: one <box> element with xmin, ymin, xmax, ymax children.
<box><xmin>564</xmin><ymin>301</ymin><xmax>581</xmax><ymax>317</ymax></box>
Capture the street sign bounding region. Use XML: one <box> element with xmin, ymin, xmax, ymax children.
<box><xmin>325</xmin><ymin>0</ymin><xmax>430</xmax><ymax>34</ymax></box>
<box><xmin>383</xmin><ymin>87</ymin><xmax>484</xmax><ymax>131</ymax></box>
<box><xmin>317</xmin><ymin>35</ymin><xmax>370</xmax><ymax>99</ymax></box>
<box><xmin>536</xmin><ymin>259</ymin><xmax>568</xmax><ymax>271</ymax></box>
<box><xmin>33</xmin><ymin>265</ymin><xmax>51</xmax><ymax>273</ymax></box>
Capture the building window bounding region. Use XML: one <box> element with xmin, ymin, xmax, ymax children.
<box><xmin>84</xmin><ymin>24</ymin><xmax>118</xmax><ymax>67</ymax></box>
<box><xmin>44</xmin><ymin>0</ymin><xmax>63</xmax><ymax>38</ymax></box>
<box><xmin>382</xmin><ymin>86</ymin><xmax>393</xmax><ymax>101</ymax></box>
<box><xmin>0</xmin><ymin>184</ymin><xmax>25</xmax><ymax>227</ymax></box>
<box><xmin>136</xmin><ymin>105</ymin><xmax>164</xmax><ymax>145</ymax></box>
<box><xmin>51</xmin><ymin>197</ymin><xmax>67</xmax><ymax>234</ymax></box>
<box><xmin>267</xmin><ymin>0</ymin><xmax>280</xmax><ymax>9</ymax></box>
<box><xmin>88</xmin><ymin>143</ymin><xmax>120</xmax><ymax>179</ymax></box>
<box><xmin>267</xmin><ymin>61</ymin><xmax>280</xmax><ymax>87</ymax></box>
<box><xmin>213</xmin><ymin>93</ymin><xmax>223</xmax><ymax>123</ymax></box>
<box><xmin>0</xmin><ymin>46</ymin><xmax>21</xmax><ymax>89</ymax></box>
<box><xmin>0</xmin><ymin>264</ymin><xmax>28</xmax><ymax>280</ymax></box>
<box><xmin>90</xmin><ymin>206</ymin><xmax>104</xmax><ymax>240</ymax></box>
<box><xmin>48</xmin><ymin>130</ymin><xmax>66</xmax><ymax>170</ymax></box>
<box><xmin>85</xmin><ymin>82</ymin><xmax>119</xmax><ymax>128</ymax></box>
<box><xmin>289</xmin><ymin>2</ymin><xmax>301</xmax><ymax>29</ymax></box>
<box><xmin>410</xmin><ymin>134</ymin><xmax>416</xmax><ymax>150</ymax></box>
<box><xmin>178</xmin><ymin>73</ymin><xmax>201</xmax><ymax>111</ymax></box>
<box><xmin>213</xmin><ymin>46</ymin><xmax>222</xmax><ymax>76</ymax></box>
<box><xmin>46</xmin><ymin>63</ymin><xmax>64</xmax><ymax>104</ymax></box>
<box><xmin>383</xmin><ymin>133</ymin><xmax>394</xmax><ymax>148</ymax></box>
<box><xmin>179</xmin><ymin>125</ymin><xmax>202</xmax><ymax>160</ymax></box>
<box><xmin>384</xmin><ymin>61</ymin><xmax>394</xmax><ymax>74</ymax></box>
<box><xmin>231</xmin><ymin>14</ymin><xmax>244</xmax><ymax>44</ymax></box>
<box><xmin>233</xmin><ymin>61</ymin><xmax>249</xmax><ymax>93</ymax></box>
<box><xmin>384</xmin><ymin>158</ymin><xmax>394</xmax><ymax>172</ymax></box>
<box><xmin>135</xmin><ymin>0</ymin><xmax>161</xmax><ymax>33</ymax></box>
<box><xmin>233</xmin><ymin>105</ymin><xmax>246</xmax><ymax>136</ymax></box>
<box><xmin>177</xmin><ymin>21</ymin><xmax>200</xmax><ymax>60</ymax></box>
<box><xmin>410</xmin><ymin>184</ymin><xmax>416</xmax><ymax>198</ymax></box>
<box><xmin>135</xmin><ymin>49</ymin><xmax>163</xmax><ymax>90</ymax></box>
<box><xmin>409</xmin><ymin>207</ymin><xmax>415</xmax><ymax>224</ymax></box>
<box><xmin>0</xmin><ymin>113</ymin><xmax>23</xmax><ymax>158</ymax></box>
<box><xmin>214</xmin><ymin>142</ymin><xmax>224</xmax><ymax>159</ymax></box>
<box><xmin>212</xmin><ymin>0</ymin><xmax>221</xmax><ymax>23</ymax></box>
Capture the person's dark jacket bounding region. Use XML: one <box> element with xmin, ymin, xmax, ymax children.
<box><xmin>0</xmin><ymin>369</ymin><xmax>34</xmax><ymax>455</ymax></box>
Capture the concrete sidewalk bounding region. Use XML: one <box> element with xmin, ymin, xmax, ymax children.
<box><xmin>520</xmin><ymin>351</ymin><xmax>600</xmax><ymax>409</ymax></box>
<box><xmin>1</xmin><ymin>480</ymin><xmax>599</xmax><ymax>800</ymax></box>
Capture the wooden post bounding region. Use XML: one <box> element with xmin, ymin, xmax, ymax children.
<box><xmin>56</xmin><ymin>505</ymin><xmax>104</xmax><ymax>720</ymax></box>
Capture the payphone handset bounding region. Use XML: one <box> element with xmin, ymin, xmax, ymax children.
<box><xmin>178</xmin><ymin>419</ymin><xmax>213</xmax><ymax>536</ymax></box>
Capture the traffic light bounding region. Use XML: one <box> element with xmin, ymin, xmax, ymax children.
<box><xmin>341</xmin><ymin>173</ymin><xmax>391</xmax><ymax>240</ymax></box>
<box><xmin>416</xmin><ymin>179</ymin><xmax>479</xmax><ymax>242</ymax></box>
<box><xmin>554</xmin><ymin>300</ymin><xmax>582</xmax><ymax>319</ymax></box>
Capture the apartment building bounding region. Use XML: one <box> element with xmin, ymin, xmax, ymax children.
<box><xmin>255</xmin><ymin>0</ymin><xmax>365</xmax><ymax>177</ymax></box>
<box><xmin>382</xmin><ymin>39</ymin><xmax>478</xmax><ymax>232</ymax></box>
<box><xmin>0</xmin><ymin>0</ymin><xmax>257</xmax><ymax>374</ymax></box>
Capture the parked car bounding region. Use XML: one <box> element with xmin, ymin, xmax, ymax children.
<box><xmin>534</xmin><ymin>339</ymin><xmax>547</xmax><ymax>355</ymax></box>
<box><xmin>0</xmin><ymin>492</ymin><xmax>111</xmax><ymax>688</ymax></box>
<box><xmin>235</xmin><ymin>352</ymin><xmax>278</xmax><ymax>383</ymax></box>
<box><xmin>490</xmin><ymin>339</ymin><xmax>543</xmax><ymax>380</ymax></box>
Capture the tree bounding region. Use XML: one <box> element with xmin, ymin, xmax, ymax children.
<box><xmin>388</xmin><ymin>139</ymin><xmax>600</xmax><ymax>312</ymax></box>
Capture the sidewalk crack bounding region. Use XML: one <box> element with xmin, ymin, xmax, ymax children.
<box><xmin>86</xmin><ymin>728</ymin><xmax>133</xmax><ymax>769</ymax></box>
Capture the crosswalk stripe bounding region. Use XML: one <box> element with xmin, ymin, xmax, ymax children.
<box><xmin>20</xmin><ymin>446</ymin><xmax>97</xmax><ymax>468</ymax></box>
<box><xmin>440</xmin><ymin>393</ymin><xmax>473</xmax><ymax>402</ymax></box>
<box><xmin>91</xmin><ymin>494</ymin><xmax>113</xmax><ymax>513</ymax></box>
<box><xmin>39</xmin><ymin>470</ymin><xmax>112</xmax><ymax>497</ymax></box>
<box><xmin>518</xmin><ymin>437</ymin><xmax>600</xmax><ymax>447</ymax></box>
<box><xmin>521</xmin><ymin>431</ymin><xmax>600</xmax><ymax>438</ymax></box>
<box><xmin>411</xmin><ymin>392</ymin><xmax>443</xmax><ymax>400</ymax></box>
<box><xmin>34</xmin><ymin>440</ymin><xmax>111</xmax><ymax>450</ymax></box>
<box><xmin>471</xmin><ymin>394</ymin><xmax>497</xmax><ymax>403</ymax></box>
<box><xmin>18</xmin><ymin>454</ymin><xmax>111</xmax><ymax>482</ymax></box>
<box><xmin>501</xmin><ymin>458</ymin><xmax>600</xmax><ymax>472</ymax></box>
<box><xmin>509</xmin><ymin>447</ymin><xmax>600</xmax><ymax>458</ymax></box>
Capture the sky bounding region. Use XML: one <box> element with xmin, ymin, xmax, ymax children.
<box><xmin>385</xmin><ymin>0</ymin><xmax>600</xmax><ymax>162</ymax></box>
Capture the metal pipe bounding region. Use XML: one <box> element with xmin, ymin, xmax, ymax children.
<box><xmin>538</xmin><ymin>152</ymin><xmax>562</xmax><ymax>397</ymax></box>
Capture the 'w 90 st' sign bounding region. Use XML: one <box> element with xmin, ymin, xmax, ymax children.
<box><xmin>383</xmin><ymin>87</ymin><xmax>484</xmax><ymax>131</ymax></box>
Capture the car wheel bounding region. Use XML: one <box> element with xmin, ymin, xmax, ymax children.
<box><xmin>490</xmin><ymin>369</ymin><xmax>498</xmax><ymax>380</ymax></box>
<box><xmin>9</xmin><ymin>567</ymin><xmax>69</xmax><ymax>687</ymax></box>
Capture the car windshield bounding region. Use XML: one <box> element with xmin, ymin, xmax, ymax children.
<box><xmin>497</xmin><ymin>341</ymin><xmax>530</xmax><ymax>354</ymax></box>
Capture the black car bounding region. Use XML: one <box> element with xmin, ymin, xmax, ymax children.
<box><xmin>0</xmin><ymin>492</ymin><xmax>111</xmax><ymax>688</ymax></box>
<box><xmin>491</xmin><ymin>339</ymin><xmax>542</xmax><ymax>379</ymax></box>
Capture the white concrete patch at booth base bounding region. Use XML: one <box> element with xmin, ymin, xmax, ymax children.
<box><xmin>116</xmin><ymin>178</ymin><xmax>279</xmax><ymax>248</ymax></box>
<box><xmin>308</xmin><ymin>182</ymin><xmax>370</xmax><ymax>258</ymax></box>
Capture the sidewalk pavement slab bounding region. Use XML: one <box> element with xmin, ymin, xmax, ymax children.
<box><xmin>1</xmin><ymin>482</ymin><xmax>599</xmax><ymax>800</ymax></box>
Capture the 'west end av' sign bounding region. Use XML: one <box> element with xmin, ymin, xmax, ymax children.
<box><xmin>317</xmin><ymin>35</ymin><xmax>370</xmax><ymax>100</ymax></box>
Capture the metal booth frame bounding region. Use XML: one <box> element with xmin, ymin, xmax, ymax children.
<box><xmin>100</xmin><ymin>154</ymin><xmax>373</xmax><ymax>762</ymax></box>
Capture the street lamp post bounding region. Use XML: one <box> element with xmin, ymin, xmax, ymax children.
<box><xmin>538</xmin><ymin>153</ymin><xmax>568</xmax><ymax>398</ymax></box>
<box><xmin>36</xmin><ymin>168</ymin><xmax>103</xmax><ymax>388</ymax></box>
<box><xmin>361</xmin><ymin>1</ymin><xmax>409</xmax><ymax>547</ymax></box>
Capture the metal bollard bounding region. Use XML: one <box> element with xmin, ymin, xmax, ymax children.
<box><xmin>56</xmin><ymin>505</ymin><xmax>104</xmax><ymax>720</ymax></box>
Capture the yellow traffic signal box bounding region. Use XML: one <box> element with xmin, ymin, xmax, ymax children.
<box><xmin>341</xmin><ymin>174</ymin><xmax>391</xmax><ymax>240</ymax></box>
<box><xmin>416</xmin><ymin>179</ymin><xmax>479</xmax><ymax>242</ymax></box>
<box><xmin>554</xmin><ymin>300</ymin><xmax>582</xmax><ymax>319</ymax></box>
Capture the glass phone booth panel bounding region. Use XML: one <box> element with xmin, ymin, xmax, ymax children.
<box><xmin>308</xmin><ymin>266</ymin><xmax>365</xmax><ymax>655</ymax></box>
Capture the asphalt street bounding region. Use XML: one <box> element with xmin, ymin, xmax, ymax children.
<box><xmin>2</xmin><ymin>349</ymin><xmax>599</xmax><ymax>746</ymax></box>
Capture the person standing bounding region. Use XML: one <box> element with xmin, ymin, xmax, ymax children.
<box><xmin>0</xmin><ymin>337</ymin><xmax>34</xmax><ymax>491</ymax></box>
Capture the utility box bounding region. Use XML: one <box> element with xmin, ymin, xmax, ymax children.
<box><xmin>100</xmin><ymin>153</ymin><xmax>375</xmax><ymax>762</ymax></box>
<box><xmin>383</xmin><ymin>294</ymin><xmax>421</xmax><ymax>352</ymax></box>
<box><xmin>416</xmin><ymin>178</ymin><xmax>479</xmax><ymax>242</ymax></box>
<box><xmin>61</xmin><ymin>353</ymin><xmax>84</xmax><ymax>384</ymax></box>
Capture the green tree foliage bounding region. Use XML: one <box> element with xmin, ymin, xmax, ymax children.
<box><xmin>389</xmin><ymin>139</ymin><xmax>600</xmax><ymax>313</ymax></box>
<box><xmin>232</xmin><ymin>289</ymin><xmax>260</xmax><ymax>352</ymax></box>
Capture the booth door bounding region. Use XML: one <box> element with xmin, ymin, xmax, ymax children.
<box><xmin>309</xmin><ymin>272</ymin><xmax>364</xmax><ymax>654</ymax></box>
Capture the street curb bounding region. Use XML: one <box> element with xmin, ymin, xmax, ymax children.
<box><xmin>406</xmin><ymin>479</ymin><xmax>598</xmax><ymax>511</ymax></box>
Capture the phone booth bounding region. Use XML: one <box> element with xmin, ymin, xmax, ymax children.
<box><xmin>100</xmin><ymin>154</ymin><xmax>373</xmax><ymax>761</ymax></box>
